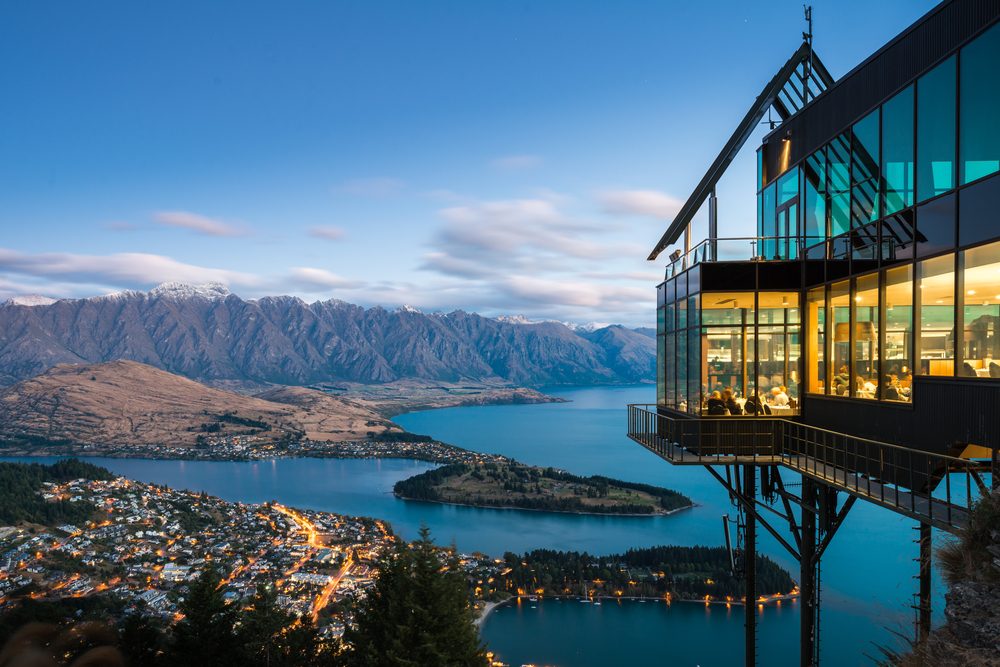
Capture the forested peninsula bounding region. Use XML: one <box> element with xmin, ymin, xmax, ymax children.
<box><xmin>393</xmin><ymin>461</ymin><xmax>693</xmax><ymax>515</ymax></box>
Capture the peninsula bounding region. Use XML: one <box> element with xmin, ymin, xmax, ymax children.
<box><xmin>393</xmin><ymin>461</ymin><xmax>693</xmax><ymax>515</ymax></box>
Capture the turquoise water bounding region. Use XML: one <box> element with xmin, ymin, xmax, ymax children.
<box><xmin>4</xmin><ymin>384</ymin><xmax>940</xmax><ymax>665</ymax></box>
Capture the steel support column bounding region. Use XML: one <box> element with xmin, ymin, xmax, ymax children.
<box><xmin>800</xmin><ymin>476</ymin><xmax>817</xmax><ymax>667</ymax></box>
<box><xmin>744</xmin><ymin>465</ymin><xmax>757</xmax><ymax>667</ymax></box>
<box><xmin>918</xmin><ymin>522</ymin><xmax>932</xmax><ymax>643</ymax></box>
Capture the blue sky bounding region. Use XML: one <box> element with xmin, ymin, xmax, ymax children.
<box><xmin>0</xmin><ymin>0</ymin><xmax>937</xmax><ymax>324</ymax></box>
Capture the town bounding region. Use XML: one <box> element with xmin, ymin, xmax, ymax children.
<box><xmin>0</xmin><ymin>473</ymin><xmax>511</xmax><ymax>641</ymax></box>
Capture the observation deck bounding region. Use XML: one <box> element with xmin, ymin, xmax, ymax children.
<box><xmin>627</xmin><ymin>404</ymin><xmax>990</xmax><ymax>534</ymax></box>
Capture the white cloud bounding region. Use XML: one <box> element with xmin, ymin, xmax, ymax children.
<box><xmin>153</xmin><ymin>210</ymin><xmax>248</xmax><ymax>237</ymax></box>
<box><xmin>308</xmin><ymin>226</ymin><xmax>347</xmax><ymax>241</ymax></box>
<box><xmin>599</xmin><ymin>189</ymin><xmax>683</xmax><ymax>219</ymax></box>
<box><xmin>0</xmin><ymin>247</ymin><xmax>259</xmax><ymax>290</ymax></box>
<box><xmin>491</xmin><ymin>154</ymin><xmax>542</xmax><ymax>170</ymax></box>
<box><xmin>288</xmin><ymin>267</ymin><xmax>364</xmax><ymax>290</ymax></box>
<box><xmin>334</xmin><ymin>177</ymin><xmax>406</xmax><ymax>197</ymax></box>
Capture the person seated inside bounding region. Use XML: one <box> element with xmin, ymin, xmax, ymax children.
<box><xmin>743</xmin><ymin>392</ymin><xmax>771</xmax><ymax>415</ymax></box>
<box><xmin>722</xmin><ymin>388</ymin><xmax>742</xmax><ymax>416</ymax></box>
<box><xmin>706</xmin><ymin>391</ymin><xmax>728</xmax><ymax>416</ymax></box>
<box><xmin>863</xmin><ymin>375</ymin><xmax>878</xmax><ymax>394</ymax></box>
<box><xmin>883</xmin><ymin>374</ymin><xmax>901</xmax><ymax>401</ymax></box>
<box><xmin>769</xmin><ymin>386</ymin><xmax>789</xmax><ymax>407</ymax></box>
<box><xmin>833</xmin><ymin>365</ymin><xmax>850</xmax><ymax>396</ymax></box>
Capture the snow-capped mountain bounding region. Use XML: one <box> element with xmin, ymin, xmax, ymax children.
<box><xmin>0</xmin><ymin>283</ymin><xmax>655</xmax><ymax>387</ymax></box>
<box><xmin>3</xmin><ymin>295</ymin><xmax>58</xmax><ymax>307</ymax></box>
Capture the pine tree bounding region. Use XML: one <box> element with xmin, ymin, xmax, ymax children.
<box><xmin>341</xmin><ymin>526</ymin><xmax>487</xmax><ymax>667</ymax></box>
<box><xmin>119</xmin><ymin>609</ymin><xmax>166</xmax><ymax>667</ymax></box>
<box><xmin>170</xmin><ymin>567</ymin><xmax>241</xmax><ymax>667</ymax></box>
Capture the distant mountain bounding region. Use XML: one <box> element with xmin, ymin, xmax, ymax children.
<box><xmin>0</xmin><ymin>284</ymin><xmax>655</xmax><ymax>387</ymax></box>
<box><xmin>0</xmin><ymin>361</ymin><xmax>396</xmax><ymax>451</ymax></box>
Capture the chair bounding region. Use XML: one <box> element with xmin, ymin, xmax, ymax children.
<box><xmin>990</xmin><ymin>362</ymin><xmax>1000</xmax><ymax>378</ymax></box>
<box><xmin>961</xmin><ymin>362</ymin><xmax>978</xmax><ymax>377</ymax></box>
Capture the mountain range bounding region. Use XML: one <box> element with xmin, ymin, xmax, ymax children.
<box><xmin>0</xmin><ymin>283</ymin><xmax>655</xmax><ymax>388</ymax></box>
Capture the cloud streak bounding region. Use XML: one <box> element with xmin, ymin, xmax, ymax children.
<box><xmin>599</xmin><ymin>189</ymin><xmax>683</xmax><ymax>220</ymax></box>
<box><xmin>308</xmin><ymin>225</ymin><xmax>347</xmax><ymax>241</ymax></box>
<box><xmin>153</xmin><ymin>210</ymin><xmax>248</xmax><ymax>237</ymax></box>
<box><xmin>491</xmin><ymin>154</ymin><xmax>542</xmax><ymax>170</ymax></box>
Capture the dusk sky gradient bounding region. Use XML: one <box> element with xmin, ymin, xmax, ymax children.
<box><xmin>1</xmin><ymin>1</ymin><xmax>937</xmax><ymax>325</ymax></box>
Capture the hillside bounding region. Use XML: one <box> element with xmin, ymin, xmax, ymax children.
<box><xmin>0</xmin><ymin>284</ymin><xmax>655</xmax><ymax>387</ymax></box>
<box><xmin>0</xmin><ymin>361</ymin><xmax>397</xmax><ymax>453</ymax></box>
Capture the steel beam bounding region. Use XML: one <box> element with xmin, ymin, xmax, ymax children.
<box><xmin>744</xmin><ymin>465</ymin><xmax>757</xmax><ymax>667</ymax></box>
<box><xmin>800</xmin><ymin>476</ymin><xmax>817</xmax><ymax>667</ymax></box>
<box><xmin>918</xmin><ymin>523</ymin><xmax>932</xmax><ymax>643</ymax></box>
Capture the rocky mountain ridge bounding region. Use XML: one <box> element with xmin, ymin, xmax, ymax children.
<box><xmin>0</xmin><ymin>284</ymin><xmax>655</xmax><ymax>388</ymax></box>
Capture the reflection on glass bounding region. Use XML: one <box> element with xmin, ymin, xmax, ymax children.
<box><xmin>852</xmin><ymin>110</ymin><xmax>880</xmax><ymax>228</ymax></box>
<box><xmin>803</xmin><ymin>150</ymin><xmax>827</xmax><ymax>248</ymax></box>
<box><xmin>828</xmin><ymin>134</ymin><xmax>851</xmax><ymax>237</ymax></box>
<box><xmin>960</xmin><ymin>241</ymin><xmax>1000</xmax><ymax>377</ymax></box>
<box><xmin>960</xmin><ymin>22</ymin><xmax>1000</xmax><ymax>184</ymax></box>
<box><xmin>882</xmin><ymin>85</ymin><xmax>914</xmax><ymax>215</ymax></box>
<box><xmin>883</xmin><ymin>265</ymin><xmax>913</xmax><ymax>401</ymax></box>
<box><xmin>853</xmin><ymin>274</ymin><xmax>879</xmax><ymax>399</ymax></box>
<box><xmin>916</xmin><ymin>57</ymin><xmax>956</xmax><ymax>202</ymax></box>
<box><xmin>806</xmin><ymin>287</ymin><xmax>826</xmax><ymax>394</ymax></box>
<box><xmin>830</xmin><ymin>281</ymin><xmax>851</xmax><ymax>395</ymax></box>
<box><xmin>917</xmin><ymin>254</ymin><xmax>955</xmax><ymax>376</ymax></box>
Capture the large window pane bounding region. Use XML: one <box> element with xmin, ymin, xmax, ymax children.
<box><xmin>883</xmin><ymin>266</ymin><xmax>913</xmax><ymax>402</ymax></box>
<box><xmin>916</xmin><ymin>57</ymin><xmax>956</xmax><ymax>202</ymax></box>
<box><xmin>828</xmin><ymin>134</ymin><xmax>851</xmax><ymax>237</ymax></box>
<box><xmin>853</xmin><ymin>274</ymin><xmax>879</xmax><ymax>399</ymax></box>
<box><xmin>830</xmin><ymin>281</ymin><xmax>851</xmax><ymax>395</ymax></box>
<box><xmin>961</xmin><ymin>241</ymin><xmax>1000</xmax><ymax>377</ymax></box>
<box><xmin>657</xmin><ymin>334</ymin><xmax>666</xmax><ymax>405</ymax></box>
<box><xmin>676</xmin><ymin>327</ymin><xmax>688</xmax><ymax>411</ymax></box>
<box><xmin>761</xmin><ymin>184</ymin><xmax>777</xmax><ymax>259</ymax></box>
<box><xmin>882</xmin><ymin>85</ymin><xmax>914</xmax><ymax>215</ymax></box>
<box><xmin>807</xmin><ymin>287</ymin><xmax>827</xmax><ymax>394</ymax></box>
<box><xmin>917</xmin><ymin>254</ymin><xmax>955</xmax><ymax>376</ymax></box>
<box><xmin>803</xmin><ymin>150</ymin><xmax>827</xmax><ymax>246</ymax></box>
<box><xmin>688</xmin><ymin>321</ymin><xmax>701</xmax><ymax>415</ymax></box>
<box><xmin>702</xmin><ymin>292</ymin><xmax>754</xmax><ymax>325</ymax></box>
<box><xmin>665</xmin><ymin>331</ymin><xmax>676</xmax><ymax>408</ymax></box>
<box><xmin>916</xmin><ymin>192</ymin><xmax>956</xmax><ymax>258</ymax></box>
<box><xmin>852</xmin><ymin>110</ymin><xmax>880</xmax><ymax>227</ymax></box>
<box><xmin>705</xmin><ymin>326</ymin><xmax>745</xmax><ymax>402</ymax></box>
<box><xmin>960</xmin><ymin>22</ymin><xmax>1000</xmax><ymax>184</ymax></box>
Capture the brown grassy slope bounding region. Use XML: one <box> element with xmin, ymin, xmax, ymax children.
<box><xmin>0</xmin><ymin>360</ymin><xmax>397</xmax><ymax>449</ymax></box>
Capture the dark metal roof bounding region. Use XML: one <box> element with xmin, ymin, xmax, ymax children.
<box><xmin>647</xmin><ymin>42</ymin><xmax>834</xmax><ymax>261</ymax></box>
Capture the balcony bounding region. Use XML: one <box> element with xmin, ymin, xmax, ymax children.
<box><xmin>664</xmin><ymin>235</ymin><xmax>804</xmax><ymax>279</ymax></box>
<box><xmin>627</xmin><ymin>404</ymin><xmax>991</xmax><ymax>533</ymax></box>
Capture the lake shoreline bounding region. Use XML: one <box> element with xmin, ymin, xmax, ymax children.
<box><xmin>394</xmin><ymin>492</ymin><xmax>696</xmax><ymax>518</ymax></box>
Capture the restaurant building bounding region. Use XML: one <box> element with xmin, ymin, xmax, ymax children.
<box><xmin>628</xmin><ymin>2</ymin><xmax>1000</xmax><ymax>665</ymax></box>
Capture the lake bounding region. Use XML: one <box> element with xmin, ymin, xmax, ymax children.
<box><xmin>4</xmin><ymin>384</ymin><xmax>938</xmax><ymax>665</ymax></box>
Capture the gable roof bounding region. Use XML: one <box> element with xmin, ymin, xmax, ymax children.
<box><xmin>647</xmin><ymin>41</ymin><xmax>835</xmax><ymax>261</ymax></box>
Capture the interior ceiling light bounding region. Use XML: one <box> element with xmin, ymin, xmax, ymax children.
<box><xmin>968</xmin><ymin>290</ymin><xmax>976</xmax><ymax>295</ymax></box>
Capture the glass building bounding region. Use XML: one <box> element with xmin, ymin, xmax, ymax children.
<box><xmin>654</xmin><ymin>10</ymin><xmax>1000</xmax><ymax>447</ymax></box>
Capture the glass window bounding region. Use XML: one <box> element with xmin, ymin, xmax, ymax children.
<box><xmin>675</xmin><ymin>329</ymin><xmax>688</xmax><ymax>412</ymax></box>
<box><xmin>829</xmin><ymin>281</ymin><xmax>851</xmax><ymax>395</ymax></box>
<box><xmin>916</xmin><ymin>192</ymin><xmax>956</xmax><ymax>258</ymax></box>
<box><xmin>916</xmin><ymin>57</ymin><xmax>956</xmax><ymax>203</ymax></box>
<box><xmin>803</xmin><ymin>150</ymin><xmax>827</xmax><ymax>246</ymax></box>
<box><xmin>882</xmin><ymin>85</ymin><xmax>915</xmax><ymax>215</ymax></box>
<box><xmin>828</xmin><ymin>134</ymin><xmax>851</xmax><ymax>237</ymax></box>
<box><xmin>917</xmin><ymin>254</ymin><xmax>955</xmax><ymax>376</ymax></box>
<box><xmin>657</xmin><ymin>334</ymin><xmax>665</xmax><ymax>405</ymax></box>
<box><xmin>852</xmin><ymin>110</ymin><xmax>880</xmax><ymax>228</ymax></box>
<box><xmin>959</xmin><ymin>173</ymin><xmax>1000</xmax><ymax>248</ymax></box>
<box><xmin>807</xmin><ymin>287</ymin><xmax>826</xmax><ymax>394</ymax></box>
<box><xmin>688</xmin><ymin>321</ymin><xmax>701</xmax><ymax>415</ymax></box>
<box><xmin>961</xmin><ymin>241</ymin><xmax>1000</xmax><ymax>377</ymax></box>
<box><xmin>664</xmin><ymin>331</ymin><xmax>676</xmax><ymax>408</ymax></box>
<box><xmin>702</xmin><ymin>292</ymin><xmax>754</xmax><ymax>325</ymax></box>
<box><xmin>883</xmin><ymin>266</ymin><xmax>913</xmax><ymax>402</ymax></box>
<box><xmin>761</xmin><ymin>184</ymin><xmax>777</xmax><ymax>259</ymax></box>
<box><xmin>960</xmin><ymin>22</ymin><xmax>1000</xmax><ymax>185</ymax></box>
<box><xmin>853</xmin><ymin>274</ymin><xmax>880</xmax><ymax>399</ymax></box>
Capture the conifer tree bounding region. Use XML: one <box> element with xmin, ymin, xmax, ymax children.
<box><xmin>341</xmin><ymin>526</ymin><xmax>487</xmax><ymax>667</ymax></box>
<box><xmin>171</xmin><ymin>567</ymin><xmax>241</xmax><ymax>667</ymax></box>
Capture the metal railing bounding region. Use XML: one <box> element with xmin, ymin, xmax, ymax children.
<box><xmin>664</xmin><ymin>236</ymin><xmax>805</xmax><ymax>278</ymax></box>
<box><xmin>627</xmin><ymin>404</ymin><xmax>989</xmax><ymax>532</ymax></box>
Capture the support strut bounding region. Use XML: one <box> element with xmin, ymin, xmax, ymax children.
<box><xmin>800</xmin><ymin>476</ymin><xmax>817</xmax><ymax>667</ymax></box>
<box><xmin>917</xmin><ymin>522</ymin><xmax>932</xmax><ymax>643</ymax></box>
<box><xmin>744</xmin><ymin>465</ymin><xmax>757</xmax><ymax>667</ymax></box>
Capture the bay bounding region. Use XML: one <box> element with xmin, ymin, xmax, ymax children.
<box><xmin>3</xmin><ymin>384</ymin><xmax>937</xmax><ymax>665</ymax></box>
